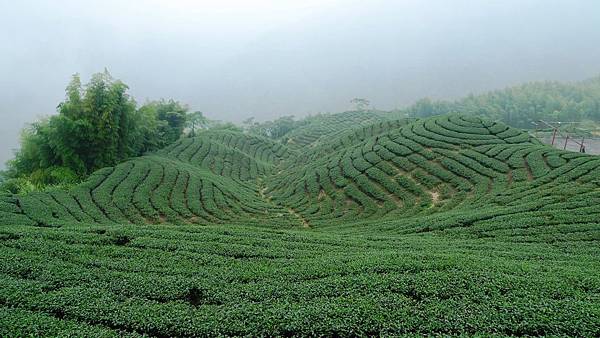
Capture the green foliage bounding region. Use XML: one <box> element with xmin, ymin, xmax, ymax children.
<box><xmin>7</xmin><ymin>71</ymin><xmax>137</xmax><ymax>178</ymax></box>
<box><xmin>245</xmin><ymin>115</ymin><xmax>305</xmax><ymax>140</ymax></box>
<box><xmin>405</xmin><ymin>97</ymin><xmax>454</xmax><ymax>118</ymax></box>
<box><xmin>0</xmin><ymin>177</ymin><xmax>36</xmax><ymax>195</ymax></box>
<box><xmin>1</xmin><ymin>112</ymin><xmax>600</xmax><ymax>336</ymax></box>
<box><xmin>206</xmin><ymin>121</ymin><xmax>243</xmax><ymax>132</ymax></box>
<box><xmin>138</xmin><ymin>99</ymin><xmax>188</xmax><ymax>146</ymax></box>
<box><xmin>59</xmin><ymin>70</ymin><xmax>139</xmax><ymax>171</ymax></box>
<box><xmin>406</xmin><ymin>76</ymin><xmax>600</xmax><ymax>128</ymax></box>
<box><xmin>350</xmin><ymin>97</ymin><xmax>371</xmax><ymax>110</ymax></box>
<box><xmin>270</xmin><ymin>110</ymin><xmax>391</xmax><ymax>148</ymax></box>
<box><xmin>186</xmin><ymin>111</ymin><xmax>208</xmax><ymax>137</ymax></box>
<box><xmin>5</xmin><ymin>71</ymin><xmax>191</xmax><ymax>193</ymax></box>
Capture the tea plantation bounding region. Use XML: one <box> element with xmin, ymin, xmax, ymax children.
<box><xmin>1</xmin><ymin>113</ymin><xmax>599</xmax><ymax>336</ymax></box>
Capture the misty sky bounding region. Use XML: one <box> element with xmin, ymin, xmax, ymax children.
<box><xmin>1</xmin><ymin>0</ymin><xmax>600</xmax><ymax>167</ymax></box>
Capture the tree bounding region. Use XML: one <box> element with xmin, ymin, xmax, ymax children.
<box><xmin>5</xmin><ymin>71</ymin><xmax>139</xmax><ymax>189</ymax></box>
<box><xmin>132</xmin><ymin>104</ymin><xmax>164</xmax><ymax>154</ymax></box>
<box><xmin>242</xmin><ymin>117</ymin><xmax>257</xmax><ymax>132</ymax></box>
<box><xmin>4</xmin><ymin>70</ymin><xmax>196</xmax><ymax>194</ymax></box>
<box><xmin>186</xmin><ymin>111</ymin><xmax>208</xmax><ymax>137</ymax></box>
<box><xmin>54</xmin><ymin>70</ymin><xmax>138</xmax><ymax>172</ymax></box>
<box><xmin>350</xmin><ymin>98</ymin><xmax>371</xmax><ymax>111</ymax></box>
<box><xmin>406</xmin><ymin>98</ymin><xmax>452</xmax><ymax>118</ymax></box>
<box><xmin>402</xmin><ymin>76</ymin><xmax>600</xmax><ymax>128</ymax></box>
<box><xmin>138</xmin><ymin>99</ymin><xmax>188</xmax><ymax>145</ymax></box>
<box><xmin>246</xmin><ymin>116</ymin><xmax>300</xmax><ymax>139</ymax></box>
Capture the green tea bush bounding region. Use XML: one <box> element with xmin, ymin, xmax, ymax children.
<box><xmin>2</xmin><ymin>113</ymin><xmax>600</xmax><ymax>336</ymax></box>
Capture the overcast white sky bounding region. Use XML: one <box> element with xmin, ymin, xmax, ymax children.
<box><xmin>1</xmin><ymin>0</ymin><xmax>600</xmax><ymax>167</ymax></box>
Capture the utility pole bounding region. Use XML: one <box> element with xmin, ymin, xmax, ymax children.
<box><xmin>538</xmin><ymin>120</ymin><xmax>587</xmax><ymax>152</ymax></box>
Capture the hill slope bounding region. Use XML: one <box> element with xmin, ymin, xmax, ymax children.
<box><xmin>1</xmin><ymin>113</ymin><xmax>599</xmax><ymax>336</ymax></box>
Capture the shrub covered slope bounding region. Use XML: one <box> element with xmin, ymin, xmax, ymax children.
<box><xmin>1</xmin><ymin>113</ymin><xmax>599</xmax><ymax>336</ymax></box>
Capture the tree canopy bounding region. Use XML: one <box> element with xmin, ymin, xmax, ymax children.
<box><xmin>2</xmin><ymin>71</ymin><xmax>192</xmax><ymax>193</ymax></box>
<box><xmin>186</xmin><ymin>111</ymin><xmax>209</xmax><ymax>137</ymax></box>
<box><xmin>404</xmin><ymin>76</ymin><xmax>600</xmax><ymax>128</ymax></box>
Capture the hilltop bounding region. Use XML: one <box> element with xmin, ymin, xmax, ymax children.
<box><xmin>1</xmin><ymin>112</ymin><xmax>599</xmax><ymax>336</ymax></box>
<box><xmin>4</xmin><ymin>113</ymin><xmax>597</xmax><ymax>231</ymax></box>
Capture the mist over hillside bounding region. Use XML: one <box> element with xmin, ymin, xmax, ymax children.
<box><xmin>1</xmin><ymin>0</ymin><xmax>600</xmax><ymax>166</ymax></box>
<box><xmin>2</xmin><ymin>2</ymin><xmax>600</xmax><ymax>334</ymax></box>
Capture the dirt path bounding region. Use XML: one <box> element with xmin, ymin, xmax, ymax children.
<box><xmin>257</xmin><ymin>178</ymin><xmax>310</xmax><ymax>228</ymax></box>
<box><xmin>430</xmin><ymin>191</ymin><xmax>440</xmax><ymax>204</ymax></box>
<box><xmin>523</xmin><ymin>159</ymin><xmax>534</xmax><ymax>181</ymax></box>
<box><xmin>287</xmin><ymin>207</ymin><xmax>310</xmax><ymax>228</ymax></box>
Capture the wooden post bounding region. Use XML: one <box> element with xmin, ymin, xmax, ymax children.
<box><xmin>580</xmin><ymin>137</ymin><xmax>585</xmax><ymax>152</ymax></box>
<box><xmin>564</xmin><ymin>135</ymin><xmax>569</xmax><ymax>150</ymax></box>
<box><xmin>551</xmin><ymin>128</ymin><xmax>557</xmax><ymax>146</ymax></box>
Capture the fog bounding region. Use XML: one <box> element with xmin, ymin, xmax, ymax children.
<box><xmin>1</xmin><ymin>0</ymin><xmax>600</xmax><ymax>167</ymax></box>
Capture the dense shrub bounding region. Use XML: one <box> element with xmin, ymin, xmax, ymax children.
<box><xmin>4</xmin><ymin>71</ymin><xmax>194</xmax><ymax>193</ymax></box>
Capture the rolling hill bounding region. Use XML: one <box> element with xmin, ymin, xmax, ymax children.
<box><xmin>1</xmin><ymin>113</ymin><xmax>599</xmax><ymax>336</ymax></box>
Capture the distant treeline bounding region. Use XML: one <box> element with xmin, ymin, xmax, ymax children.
<box><xmin>3</xmin><ymin>72</ymin><xmax>600</xmax><ymax>194</ymax></box>
<box><xmin>242</xmin><ymin>76</ymin><xmax>600</xmax><ymax>142</ymax></box>
<box><xmin>403</xmin><ymin>76</ymin><xmax>600</xmax><ymax>128</ymax></box>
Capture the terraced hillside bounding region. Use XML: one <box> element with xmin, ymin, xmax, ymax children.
<box><xmin>1</xmin><ymin>113</ymin><xmax>600</xmax><ymax>336</ymax></box>
<box><xmin>269</xmin><ymin>115</ymin><xmax>548</xmax><ymax>224</ymax></box>
<box><xmin>282</xmin><ymin>110</ymin><xmax>393</xmax><ymax>149</ymax></box>
<box><xmin>1</xmin><ymin>132</ymin><xmax>298</xmax><ymax>227</ymax></box>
